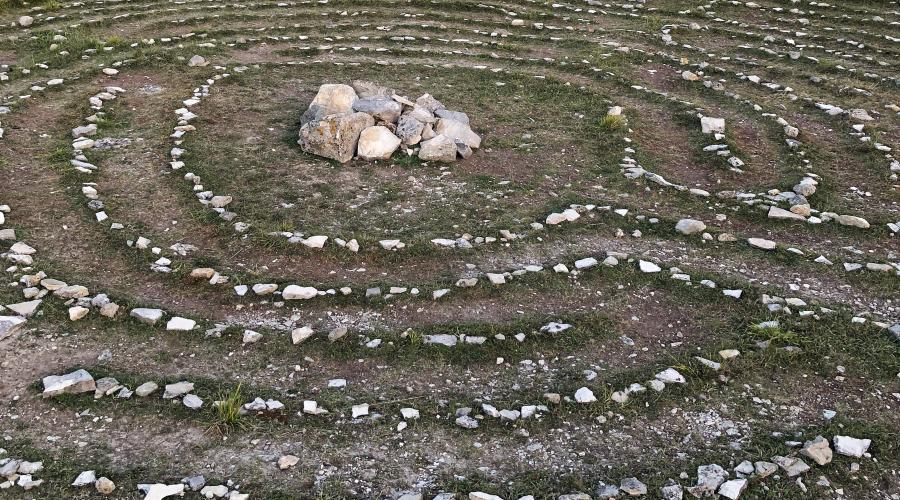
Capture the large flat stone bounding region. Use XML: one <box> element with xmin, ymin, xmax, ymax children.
<box><xmin>42</xmin><ymin>369</ymin><xmax>96</xmax><ymax>398</ymax></box>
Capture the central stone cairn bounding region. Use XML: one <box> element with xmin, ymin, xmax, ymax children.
<box><xmin>297</xmin><ymin>81</ymin><xmax>480</xmax><ymax>163</ymax></box>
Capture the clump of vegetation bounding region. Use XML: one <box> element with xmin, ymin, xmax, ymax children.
<box><xmin>599</xmin><ymin>114</ymin><xmax>627</xmax><ymax>132</ymax></box>
<box><xmin>210</xmin><ymin>382</ymin><xmax>245</xmax><ymax>434</ymax></box>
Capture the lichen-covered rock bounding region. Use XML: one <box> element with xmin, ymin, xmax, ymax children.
<box><xmin>298</xmin><ymin>112</ymin><xmax>374</xmax><ymax>163</ymax></box>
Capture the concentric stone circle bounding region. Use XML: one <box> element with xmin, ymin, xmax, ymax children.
<box><xmin>0</xmin><ymin>0</ymin><xmax>898</xmax><ymax>498</ymax></box>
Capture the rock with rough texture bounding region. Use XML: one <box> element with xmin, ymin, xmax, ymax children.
<box><xmin>291</xmin><ymin>326</ymin><xmax>314</xmax><ymax>344</ymax></box>
<box><xmin>187</xmin><ymin>55</ymin><xmax>207</xmax><ymax>67</ymax></box>
<box><xmin>675</xmin><ymin>218</ymin><xmax>706</xmax><ymax>235</ymax></box>
<box><xmin>425</xmin><ymin>334</ymin><xmax>457</xmax><ymax>347</ymax></box>
<box><xmin>282</xmin><ymin>285</ymin><xmax>318</xmax><ymax>300</ymax></box>
<box><xmin>182</xmin><ymin>394</ymin><xmax>203</xmax><ymax>409</ymax></box>
<box><xmin>95</xmin><ymin>477</ymin><xmax>115</xmax><ymax>494</ymax></box>
<box><xmin>135</xmin><ymin>381</ymin><xmax>159</xmax><ymax>397</ymax></box>
<box><xmin>18</xmin><ymin>16</ymin><xmax>34</xmax><ymax>27</ymax></box>
<box><xmin>801</xmin><ymin>436</ymin><xmax>833</xmax><ymax>465</ymax></box>
<box><xmin>747</xmin><ymin>238</ymin><xmax>776</xmax><ymax>250</ymax></box>
<box><xmin>0</xmin><ymin>315</ymin><xmax>27</xmax><ymax>340</ymax></box>
<box><xmin>655</xmin><ymin>368</ymin><xmax>686</xmax><ymax>384</ymax></box>
<box><xmin>455</xmin><ymin>415</ymin><xmax>479</xmax><ymax>429</ymax></box>
<box><xmin>700</xmin><ymin>116</ymin><xmax>725</xmax><ymax>134</ymax></box>
<box><xmin>301</xmin><ymin>84</ymin><xmax>358</xmax><ymax>125</ymax></box>
<box><xmin>72</xmin><ymin>470</ymin><xmax>96</xmax><ymax>486</ymax></box>
<box><xmin>419</xmin><ymin>134</ymin><xmax>458</xmax><ymax>162</ymax></box>
<box><xmin>718</xmin><ymin>479</ymin><xmax>747</xmax><ymax>500</ymax></box>
<box><xmin>298</xmin><ymin>112</ymin><xmax>374</xmax><ymax>163</ymax></box>
<box><xmin>620</xmin><ymin>477</ymin><xmax>647</xmax><ymax>496</ymax></box>
<box><xmin>142</xmin><ymin>483</ymin><xmax>185</xmax><ymax>500</ymax></box>
<box><xmin>833</xmin><ymin>436</ymin><xmax>871</xmax><ymax>457</ymax></box>
<box><xmin>351</xmin><ymin>80</ymin><xmax>394</xmax><ymax>99</ymax></box>
<box><xmin>162</xmin><ymin>381</ymin><xmax>194</xmax><ymax>399</ymax></box>
<box><xmin>773</xmin><ymin>456</ymin><xmax>810</xmax><ymax>477</ymax></box>
<box><xmin>278</xmin><ymin>455</ymin><xmax>300</xmax><ymax>470</ymax></box>
<box><xmin>396</xmin><ymin>114</ymin><xmax>426</xmax><ymax>145</ymax></box>
<box><xmin>166</xmin><ymin>317</ymin><xmax>196</xmax><ymax>331</ymax></box>
<box><xmin>42</xmin><ymin>369</ymin><xmax>96</xmax><ymax>398</ymax></box>
<box><xmin>574</xmin><ymin>387</ymin><xmax>597</xmax><ymax>403</ymax></box>
<box><xmin>768</xmin><ymin>206</ymin><xmax>806</xmax><ymax>221</ymax></box>
<box><xmin>352</xmin><ymin>97</ymin><xmax>402</xmax><ymax>123</ymax></box>
<box><xmin>435</xmin><ymin>118</ymin><xmax>480</xmax><ymax>148</ymax></box>
<box><xmin>357</xmin><ymin>126</ymin><xmax>401</xmax><ymax>160</ymax></box>
<box><xmin>6</xmin><ymin>300</ymin><xmax>42</xmax><ymax>317</ymax></box>
<box><xmin>435</xmin><ymin>109</ymin><xmax>469</xmax><ymax>124</ymax></box>
<box><xmin>834</xmin><ymin>214</ymin><xmax>869</xmax><ymax>229</ymax></box>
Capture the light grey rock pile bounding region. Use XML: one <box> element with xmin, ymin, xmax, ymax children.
<box><xmin>298</xmin><ymin>81</ymin><xmax>480</xmax><ymax>163</ymax></box>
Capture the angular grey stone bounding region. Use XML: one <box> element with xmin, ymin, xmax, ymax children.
<box><xmin>351</xmin><ymin>80</ymin><xmax>394</xmax><ymax>99</ymax></box>
<box><xmin>0</xmin><ymin>315</ymin><xmax>27</xmax><ymax>340</ymax></box>
<box><xmin>352</xmin><ymin>97</ymin><xmax>402</xmax><ymax>123</ymax></box>
<box><xmin>620</xmin><ymin>477</ymin><xmax>647</xmax><ymax>496</ymax></box>
<box><xmin>396</xmin><ymin>114</ymin><xmax>425</xmax><ymax>145</ymax></box>
<box><xmin>163</xmin><ymin>381</ymin><xmax>194</xmax><ymax>399</ymax></box>
<box><xmin>435</xmin><ymin>109</ymin><xmax>469</xmax><ymax>124</ymax></box>
<box><xmin>424</xmin><ymin>334</ymin><xmax>457</xmax><ymax>347</ymax></box>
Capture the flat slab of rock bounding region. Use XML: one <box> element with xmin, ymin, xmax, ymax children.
<box><xmin>6</xmin><ymin>300</ymin><xmax>42</xmax><ymax>318</ymax></box>
<box><xmin>130</xmin><ymin>308</ymin><xmax>164</xmax><ymax>325</ymax></box>
<box><xmin>42</xmin><ymin>369</ymin><xmax>96</xmax><ymax>398</ymax></box>
<box><xmin>747</xmin><ymin>237</ymin><xmax>776</xmax><ymax>250</ymax></box>
<box><xmin>298</xmin><ymin>112</ymin><xmax>374</xmax><ymax>163</ymax></box>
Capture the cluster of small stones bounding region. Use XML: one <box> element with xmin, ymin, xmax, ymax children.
<box><xmin>0</xmin><ymin>452</ymin><xmax>45</xmax><ymax>491</ymax></box>
<box><xmin>1</xmin><ymin>206</ymin><xmax>125</xmax><ymax>336</ymax></box>
<box><xmin>561</xmin><ymin>11</ymin><xmax>900</xmax><ymax>237</ymax></box>
<box><xmin>616</xmin><ymin>64</ymin><xmax>889</xmax><ymax>233</ymax></box>
<box><xmin>65</xmin><ymin>82</ymin><xmax>208</xmax><ymax>276</ymax></box>
<box><xmin>297</xmin><ymin>81</ymin><xmax>481</xmax><ymax>164</ymax></box>
<box><xmin>30</xmin><ymin>361</ymin><xmax>887</xmax><ymax>500</ymax></box>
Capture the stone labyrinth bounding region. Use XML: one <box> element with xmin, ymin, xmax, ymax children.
<box><xmin>0</xmin><ymin>0</ymin><xmax>898</xmax><ymax>498</ymax></box>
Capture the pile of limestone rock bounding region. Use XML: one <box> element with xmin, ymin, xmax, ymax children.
<box><xmin>297</xmin><ymin>81</ymin><xmax>480</xmax><ymax>163</ymax></box>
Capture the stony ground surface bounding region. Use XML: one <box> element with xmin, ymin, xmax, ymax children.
<box><xmin>0</xmin><ymin>0</ymin><xmax>898</xmax><ymax>498</ymax></box>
